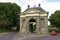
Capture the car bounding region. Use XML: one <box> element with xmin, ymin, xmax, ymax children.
<box><xmin>50</xmin><ymin>31</ymin><xmax>57</xmax><ymax>36</ymax></box>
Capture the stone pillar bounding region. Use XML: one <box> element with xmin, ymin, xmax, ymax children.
<box><xmin>40</xmin><ymin>16</ymin><xmax>48</xmax><ymax>34</ymax></box>
<box><xmin>20</xmin><ymin>17</ymin><xmax>22</xmax><ymax>33</ymax></box>
<box><xmin>36</xmin><ymin>17</ymin><xmax>40</xmax><ymax>34</ymax></box>
<box><xmin>45</xmin><ymin>17</ymin><xmax>48</xmax><ymax>34</ymax></box>
<box><xmin>20</xmin><ymin>17</ymin><xmax>27</xmax><ymax>34</ymax></box>
<box><xmin>22</xmin><ymin>19</ymin><xmax>26</xmax><ymax>34</ymax></box>
<box><xmin>25</xmin><ymin>18</ymin><xmax>30</xmax><ymax>34</ymax></box>
<box><xmin>40</xmin><ymin>17</ymin><xmax>46</xmax><ymax>34</ymax></box>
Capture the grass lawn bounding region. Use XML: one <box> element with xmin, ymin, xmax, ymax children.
<box><xmin>0</xmin><ymin>29</ymin><xmax>16</xmax><ymax>33</ymax></box>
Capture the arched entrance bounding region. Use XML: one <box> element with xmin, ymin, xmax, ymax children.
<box><xmin>29</xmin><ymin>19</ymin><xmax>36</xmax><ymax>33</ymax></box>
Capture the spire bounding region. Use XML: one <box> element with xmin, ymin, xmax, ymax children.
<box><xmin>33</xmin><ymin>4</ymin><xmax>36</xmax><ymax>8</ymax></box>
<box><xmin>33</xmin><ymin>0</ymin><xmax>36</xmax><ymax>8</ymax></box>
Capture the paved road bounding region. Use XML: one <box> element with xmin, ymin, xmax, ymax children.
<box><xmin>0</xmin><ymin>32</ymin><xmax>18</xmax><ymax>40</ymax></box>
<box><xmin>22</xmin><ymin>35</ymin><xmax>60</xmax><ymax>40</ymax></box>
<box><xmin>0</xmin><ymin>32</ymin><xmax>60</xmax><ymax>40</ymax></box>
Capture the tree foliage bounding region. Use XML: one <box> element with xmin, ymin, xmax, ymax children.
<box><xmin>0</xmin><ymin>3</ymin><xmax>21</xmax><ymax>31</ymax></box>
<box><xmin>49</xmin><ymin>10</ymin><xmax>60</xmax><ymax>30</ymax></box>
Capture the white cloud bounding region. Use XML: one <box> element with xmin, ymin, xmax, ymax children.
<box><xmin>0</xmin><ymin>0</ymin><xmax>60</xmax><ymax>13</ymax></box>
<box><xmin>19</xmin><ymin>0</ymin><xmax>60</xmax><ymax>14</ymax></box>
<box><xmin>41</xmin><ymin>2</ymin><xmax>60</xmax><ymax>16</ymax></box>
<box><xmin>19</xmin><ymin>0</ymin><xmax>46</xmax><ymax>12</ymax></box>
<box><xmin>0</xmin><ymin>0</ymin><xmax>15</xmax><ymax>2</ymax></box>
<box><xmin>41</xmin><ymin>2</ymin><xmax>60</xmax><ymax>25</ymax></box>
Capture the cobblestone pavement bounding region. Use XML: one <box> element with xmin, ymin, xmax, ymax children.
<box><xmin>0</xmin><ymin>32</ymin><xmax>60</xmax><ymax>40</ymax></box>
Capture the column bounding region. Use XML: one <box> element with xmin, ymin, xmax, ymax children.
<box><xmin>36</xmin><ymin>17</ymin><xmax>40</xmax><ymax>34</ymax></box>
<box><xmin>20</xmin><ymin>17</ymin><xmax>22</xmax><ymax>33</ymax></box>
<box><xmin>25</xmin><ymin>19</ymin><xmax>30</xmax><ymax>34</ymax></box>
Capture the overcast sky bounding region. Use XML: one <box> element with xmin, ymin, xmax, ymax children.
<box><xmin>0</xmin><ymin>0</ymin><xmax>60</xmax><ymax>25</ymax></box>
<box><xmin>0</xmin><ymin>0</ymin><xmax>60</xmax><ymax>16</ymax></box>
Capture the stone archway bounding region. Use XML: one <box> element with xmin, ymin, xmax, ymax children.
<box><xmin>29</xmin><ymin>19</ymin><xmax>36</xmax><ymax>33</ymax></box>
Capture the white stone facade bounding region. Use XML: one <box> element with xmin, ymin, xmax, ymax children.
<box><xmin>20</xmin><ymin>5</ymin><xmax>48</xmax><ymax>35</ymax></box>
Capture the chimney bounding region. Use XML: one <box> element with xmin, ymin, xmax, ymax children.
<box><xmin>38</xmin><ymin>4</ymin><xmax>40</xmax><ymax>7</ymax></box>
<box><xmin>28</xmin><ymin>5</ymin><xmax>30</xmax><ymax>8</ymax></box>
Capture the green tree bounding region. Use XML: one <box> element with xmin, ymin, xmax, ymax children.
<box><xmin>0</xmin><ymin>3</ymin><xmax>21</xmax><ymax>31</ymax></box>
<box><xmin>49</xmin><ymin>10</ymin><xmax>60</xmax><ymax>30</ymax></box>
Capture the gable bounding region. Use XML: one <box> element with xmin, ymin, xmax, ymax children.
<box><xmin>23</xmin><ymin>7</ymin><xmax>46</xmax><ymax>13</ymax></box>
<box><xmin>23</xmin><ymin>9</ymin><xmax>40</xmax><ymax>13</ymax></box>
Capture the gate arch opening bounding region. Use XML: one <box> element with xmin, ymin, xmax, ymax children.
<box><xmin>29</xmin><ymin>19</ymin><xmax>36</xmax><ymax>33</ymax></box>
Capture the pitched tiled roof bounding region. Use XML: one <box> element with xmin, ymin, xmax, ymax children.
<box><xmin>24</xmin><ymin>7</ymin><xmax>46</xmax><ymax>12</ymax></box>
